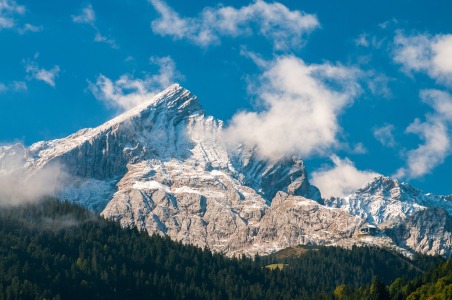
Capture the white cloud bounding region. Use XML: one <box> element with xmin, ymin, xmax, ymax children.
<box><xmin>224</xmin><ymin>55</ymin><xmax>361</xmax><ymax>161</ymax></box>
<box><xmin>379</xmin><ymin>18</ymin><xmax>397</xmax><ymax>29</ymax></box>
<box><xmin>72</xmin><ymin>3</ymin><xmax>117</xmax><ymax>48</ymax></box>
<box><xmin>421</xmin><ymin>89</ymin><xmax>452</xmax><ymax>120</ymax></box>
<box><xmin>350</xmin><ymin>143</ymin><xmax>367</xmax><ymax>154</ymax></box>
<box><xmin>354</xmin><ymin>33</ymin><xmax>386</xmax><ymax>49</ymax></box>
<box><xmin>366</xmin><ymin>72</ymin><xmax>392</xmax><ymax>98</ymax></box>
<box><xmin>373</xmin><ymin>124</ymin><xmax>396</xmax><ymax>148</ymax></box>
<box><xmin>149</xmin><ymin>0</ymin><xmax>319</xmax><ymax>50</ymax></box>
<box><xmin>25</xmin><ymin>61</ymin><xmax>60</xmax><ymax>87</ymax></box>
<box><xmin>395</xmin><ymin>90</ymin><xmax>452</xmax><ymax>179</ymax></box>
<box><xmin>94</xmin><ymin>32</ymin><xmax>118</xmax><ymax>48</ymax></box>
<box><xmin>393</xmin><ymin>32</ymin><xmax>452</xmax><ymax>86</ymax></box>
<box><xmin>0</xmin><ymin>0</ymin><xmax>25</xmax><ymax>30</ymax></box>
<box><xmin>89</xmin><ymin>56</ymin><xmax>183</xmax><ymax>111</ymax></box>
<box><xmin>311</xmin><ymin>155</ymin><xmax>380</xmax><ymax>198</ymax></box>
<box><xmin>18</xmin><ymin>23</ymin><xmax>42</xmax><ymax>34</ymax></box>
<box><xmin>72</xmin><ymin>3</ymin><xmax>95</xmax><ymax>25</ymax></box>
<box><xmin>125</xmin><ymin>56</ymin><xmax>135</xmax><ymax>62</ymax></box>
<box><xmin>0</xmin><ymin>80</ymin><xmax>27</xmax><ymax>92</ymax></box>
<box><xmin>355</xmin><ymin>33</ymin><xmax>369</xmax><ymax>47</ymax></box>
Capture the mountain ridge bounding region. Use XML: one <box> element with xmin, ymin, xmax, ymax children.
<box><xmin>1</xmin><ymin>84</ymin><xmax>451</xmax><ymax>257</ymax></box>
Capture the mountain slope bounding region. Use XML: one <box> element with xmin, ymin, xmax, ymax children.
<box><xmin>325</xmin><ymin>176</ymin><xmax>452</xmax><ymax>256</ymax></box>
<box><xmin>1</xmin><ymin>85</ymin><xmax>451</xmax><ymax>257</ymax></box>
<box><xmin>325</xmin><ymin>176</ymin><xmax>452</xmax><ymax>225</ymax></box>
<box><xmin>0</xmin><ymin>199</ymin><xmax>443</xmax><ymax>299</ymax></box>
<box><xmin>1</xmin><ymin>84</ymin><xmax>325</xmax><ymax>256</ymax></box>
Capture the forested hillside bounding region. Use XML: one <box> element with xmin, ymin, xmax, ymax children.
<box><xmin>0</xmin><ymin>199</ymin><xmax>445</xmax><ymax>299</ymax></box>
<box><xmin>337</xmin><ymin>257</ymin><xmax>452</xmax><ymax>299</ymax></box>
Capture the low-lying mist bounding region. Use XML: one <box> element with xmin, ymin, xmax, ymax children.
<box><xmin>0</xmin><ymin>146</ymin><xmax>68</xmax><ymax>206</ymax></box>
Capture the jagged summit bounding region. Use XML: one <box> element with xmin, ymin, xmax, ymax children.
<box><xmin>359</xmin><ymin>176</ymin><xmax>400</xmax><ymax>192</ymax></box>
<box><xmin>26</xmin><ymin>84</ymin><xmax>206</xmax><ymax>172</ymax></box>
<box><xmin>29</xmin><ymin>84</ymin><xmax>201</xmax><ymax>156</ymax></box>
<box><xmin>0</xmin><ymin>84</ymin><xmax>327</xmax><ymax>255</ymax></box>
<box><xmin>21</xmin><ymin>84</ymin><xmax>321</xmax><ymax>204</ymax></box>
<box><xmin>109</xmin><ymin>83</ymin><xmax>202</xmax><ymax>116</ymax></box>
<box><xmin>2</xmin><ymin>84</ymin><xmax>451</xmax><ymax>258</ymax></box>
<box><xmin>97</xmin><ymin>83</ymin><xmax>204</xmax><ymax>129</ymax></box>
<box><xmin>357</xmin><ymin>176</ymin><xmax>420</xmax><ymax>197</ymax></box>
<box><xmin>325</xmin><ymin>174</ymin><xmax>452</xmax><ymax>225</ymax></box>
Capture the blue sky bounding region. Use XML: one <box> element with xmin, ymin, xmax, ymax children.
<box><xmin>1</xmin><ymin>0</ymin><xmax>451</xmax><ymax>197</ymax></box>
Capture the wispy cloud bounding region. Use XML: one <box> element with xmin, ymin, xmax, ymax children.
<box><xmin>378</xmin><ymin>18</ymin><xmax>397</xmax><ymax>29</ymax></box>
<box><xmin>0</xmin><ymin>0</ymin><xmax>25</xmax><ymax>30</ymax></box>
<box><xmin>354</xmin><ymin>33</ymin><xmax>386</xmax><ymax>49</ymax></box>
<box><xmin>0</xmin><ymin>0</ymin><xmax>41</xmax><ymax>34</ymax></box>
<box><xmin>89</xmin><ymin>56</ymin><xmax>183</xmax><ymax>111</ymax></box>
<box><xmin>354</xmin><ymin>33</ymin><xmax>369</xmax><ymax>47</ymax></box>
<box><xmin>25</xmin><ymin>60</ymin><xmax>60</xmax><ymax>87</ymax></box>
<box><xmin>149</xmin><ymin>0</ymin><xmax>319</xmax><ymax>50</ymax></box>
<box><xmin>0</xmin><ymin>144</ymin><xmax>67</xmax><ymax>206</ymax></box>
<box><xmin>18</xmin><ymin>23</ymin><xmax>42</xmax><ymax>34</ymax></box>
<box><xmin>393</xmin><ymin>32</ymin><xmax>452</xmax><ymax>87</ymax></box>
<box><xmin>311</xmin><ymin>155</ymin><xmax>380</xmax><ymax>198</ymax></box>
<box><xmin>0</xmin><ymin>80</ymin><xmax>27</xmax><ymax>93</ymax></box>
<box><xmin>71</xmin><ymin>3</ymin><xmax>95</xmax><ymax>25</ymax></box>
<box><xmin>94</xmin><ymin>32</ymin><xmax>117</xmax><ymax>48</ymax></box>
<box><xmin>224</xmin><ymin>55</ymin><xmax>361</xmax><ymax>160</ymax></box>
<box><xmin>373</xmin><ymin>124</ymin><xmax>396</xmax><ymax>148</ymax></box>
<box><xmin>395</xmin><ymin>89</ymin><xmax>452</xmax><ymax>179</ymax></box>
<box><xmin>72</xmin><ymin>3</ymin><xmax>117</xmax><ymax>48</ymax></box>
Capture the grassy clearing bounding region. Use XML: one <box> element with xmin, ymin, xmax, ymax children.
<box><xmin>265</xmin><ymin>264</ymin><xmax>288</xmax><ymax>270</ymax></box>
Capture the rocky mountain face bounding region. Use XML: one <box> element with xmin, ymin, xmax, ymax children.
<box><xmin>386</xmin><ymin>208</ymin><xmax>452</xmax><ymax>257</ymax></box>
<box><xmin>324</xmin><ymin>176</ymin><xmax>452</xmax><ymax>256</ymax></box>
<box><xmin>1</xmin><ymin>84</ymin><xmax>451</xmax><ymax>257</ymax></box>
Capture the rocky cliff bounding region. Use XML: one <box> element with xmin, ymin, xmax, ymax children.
<box><xmin>1</xmin><ymin>84</ymin><xmax>451</xmax><ymax>257</ymax></box>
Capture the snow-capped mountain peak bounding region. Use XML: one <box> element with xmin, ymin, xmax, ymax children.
<box><xmin>2</xmin><ymin>85</ymin><xmax>451</xmax><ymax>257</ymax></box>
<box><xmin>325</xmin><ymin>175</ymin><xmax>452</xmax><ymax>225</ymax></box>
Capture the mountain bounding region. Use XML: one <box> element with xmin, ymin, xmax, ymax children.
<box><xmin>325</xmin><ymin>176</ymin><xmax>452</xmax><ymax>225</ymax></box>
<box><xmin>325</xmin><ymin>176</ymin><xmax>452</xmax><ymax>256</ymax></box>
<box><xmin>1</xmin><ymin>84</ymin><xmax>451</xmax><ymax>257</ymax></box>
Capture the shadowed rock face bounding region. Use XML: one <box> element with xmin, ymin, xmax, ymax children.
<box><xmin>2</xmin><ymin>85</ymin><xmax>451</xmax><ymax>257</ymax></box>
<box><xmin>387</xmin><ymin>208</ymin><xmax>452</xmax><ymax>257</ymax></box>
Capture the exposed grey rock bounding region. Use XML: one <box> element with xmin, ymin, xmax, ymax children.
<box><xmin>386</xmin><ymin>207</ymin><xmax>452</xmax><ymax>256</ymax></box>
<box><xmin>325</xmin><ymin>176</ymin><xmax>452</xmax><ymax>257</ymax></box>
<box><xmin>1</xmin><ymin>85</ymin><xmax>451</xmax><ymax>257</ymax></box>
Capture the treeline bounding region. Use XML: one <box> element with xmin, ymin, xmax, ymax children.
<box><xmin>259</xmin><ymin>245</ymin><xmax>443</xmax><ymax>295</ymax></box>
<box><xmin>336</xmin><ymin>256</ymin><xmax>452</xmax><ymax>299</ymax></box>
<box><xmin>0</xmin><ymin>199</ymin><xmax>447</xmax><ymax>299</ymax></box>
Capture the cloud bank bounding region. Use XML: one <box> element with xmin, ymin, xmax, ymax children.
<box><xmin>149</xmin><ymin>0</ymin><xmax>319</xmax><ymax>50</ymax></box>
<box><xmin>224</xmin><ymin>55</ymin><xmax>361</xmax><ymax>160</ymax></box>
<box><xmin>89</xmin><ymin>56</ymin><xmax>183</xmax><ymax>111</ymax></box>
<box><xmin>0</xmin><ymin>145</ymin><xmax>67</xmax><ymax>206</ymax></box>
<box><xmin>311</xmin><ymin>155</ymin><xmax>380</xmax><ymax>198</ymax></box>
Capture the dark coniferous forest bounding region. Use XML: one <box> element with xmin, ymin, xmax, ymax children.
<box><xmin>0</xmin><ymin>198</ymin><xmax>449</xmax><ymax>299</ymax></box>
